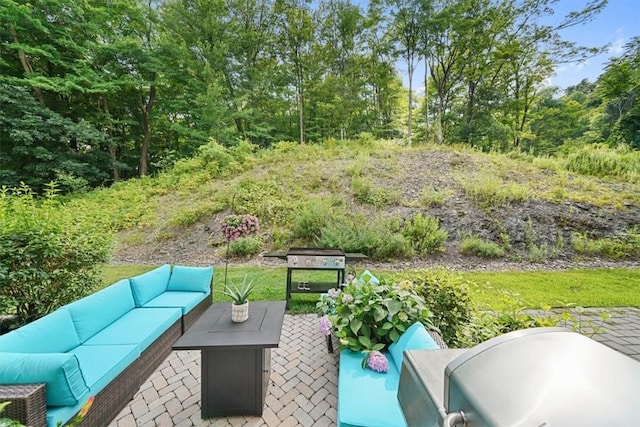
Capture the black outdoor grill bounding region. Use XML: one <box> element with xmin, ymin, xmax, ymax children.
<box><xmin>398</xmin><ymin>327</ymin><xmax>640</xmax><ymax>427</ymax></box>
<box><xmin>263</xmin><ymin>247</ymin><xmax>367</xmax><ymax>308</ymax></box>
<box><xmin>286</xmin><ymin>247</ymin><xmax>345</xmax><ymax>308</ymax></box>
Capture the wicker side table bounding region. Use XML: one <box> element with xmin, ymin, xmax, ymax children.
<box><xmin>0</xmin><ymin>383</ymin><xmax>47</xmax><ymax>427</ymax></box>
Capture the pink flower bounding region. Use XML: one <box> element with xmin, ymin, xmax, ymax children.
<box><xmin>367</xmin><ymin>351</ymin><xmax>389</xmax><ymax>373</ymax></box>
<box><xmin>318</xmin><ymin>315</ymin><xmax>332</xmax><ymax>336</ymax></box>
<box><xmin>341</xmin><ymin>293</ymin><xmax>354</xmax><ymax>304</ymax></box>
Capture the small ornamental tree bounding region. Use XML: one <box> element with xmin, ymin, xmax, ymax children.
<box><xmin>0</xmin><ymin>183</ymin><xmax>112</xmax><ymax>327</ymax></box>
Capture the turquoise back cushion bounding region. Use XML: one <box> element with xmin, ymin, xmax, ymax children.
<box><xmin>0</xmin><ymin>352</ymin><xmax>89</xmax><ymax>406</ymax></box>
<box><xmin>66</xmin><ymin>279</ymin><xmax>136</xmax><ymax>343</ymax></box>
<box><xmin>167</xmin><ymin>265</ymin><xmax>213</xmax><ymax>293</ymax></box>
<box><xmin>388</xmin><ymin>322</ymin><xmax>440</xmax><ymax>368</ymax></box>
<box><xmin>0</xmin><ymin>308</ymin><xmax>80</xmax><ymax>353</ymax></box>
<box><xmin>359</xmin><ymin>269</ymin><xmax>380</xmax><ymax>284</ymax></box>
<box><xmin>129</xmin><ymin>264</ymin><xmax>171</xmax><ymax>306</ymax></box>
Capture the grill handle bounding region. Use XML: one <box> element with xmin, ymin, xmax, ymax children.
<box><xmin>442</xmin><ymin>411</ymin><xmax>466</xmax><ymax>427</ymax></box>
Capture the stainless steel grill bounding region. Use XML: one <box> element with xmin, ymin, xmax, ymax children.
<box><xmin>262</xmin><ymin>247</ymin><xmax>367</xmax><ymax>309</ymax></box>
<box><xmin>286</xmin><ymin>247</ymin><xmax>346</xmax><ymax>269</ymax></box>
<box><xmin>398</xmin><ymin>327</ymin><xmax>640</xmax><ymax>427</ymax></box>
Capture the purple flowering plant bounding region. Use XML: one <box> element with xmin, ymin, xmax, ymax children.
<box><xmin>221</xmin><ymin>214</ymin><xmax>260</xmax><ymax>242</ymax></box>
<box><xmin>363</xmin><ymin>350</ymin><xmax>389</xmax><ymax>372</ymax></box>
<box><xmin>317</xmin><ymin>272</ymin><xmax>433</xmax><ymax>372</ymax></box>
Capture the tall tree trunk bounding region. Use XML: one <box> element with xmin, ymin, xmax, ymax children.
<box><xmin>407</xmin><ymin>65</ymin><xmax>413</xmax><ymax>144</ymax></box>
<box><xmin>435</xmin><ymin>100</ymin><xmax>443</xmax><ymax>145</ymax></box>
<box><xmin>424</xmin><ymin>54</ymin><xmax>429</xmax><ymax>142</ymax></box>
<box><xmin>10</xmin><ymin>27</ymin><xmax>45</xmax><ymax>105</ymax></box>
<box><xmin>296</xmin><ymin>61</ymin><xmax>305</xmax><ymax>144</ymax></box>
<box><xmin>101</xmin><ymin>96</ymin><xmax>120</xmax><ymax>181</ymax></box>
<box><xmin>140</xmin><ymin>82</ymin><xmax>156</xmax><ymax>177</ymax></box>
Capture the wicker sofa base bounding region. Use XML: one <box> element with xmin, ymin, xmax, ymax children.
<box><xmin>183</xmin><ymin>296</ymin><xmax>212</xmax><ymax>333</ymax></box>
<box><xmin>0</xmin><ymin>319</ymin><xmax>183</xmax><ymax>427</ymax></box>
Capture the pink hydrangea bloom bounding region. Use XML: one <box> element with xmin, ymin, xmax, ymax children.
<box><xmin>367</xmin><ymin>351</ymin><xmax>389</xmax><ymax>373</ymax></box>
<box><xmin>318</xmin><ymin>315</ymin><xmax>332</xmax><ymax>336</ymax></box>
<box><xmin>327</xmin><ymin>288</ymin><xmax>341</xmax><ymax>299</ymax></box>
<box><xmin>341</xmin><ymin>293</ymin><xmax>354</xmax><ymax>304</ymax></box>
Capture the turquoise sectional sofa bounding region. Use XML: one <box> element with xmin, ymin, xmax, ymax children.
<box><xmin>337</xmin><ymin>322</ymin><xmax>443</xmax><ymax>427</ymax></box>
<box><xmin>0</xmin><ymin>264</ymin><xmax>213</xmax><ymax>427</ymax></box>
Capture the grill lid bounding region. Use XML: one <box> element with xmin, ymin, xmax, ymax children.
<box><xmin>286</xmin><ymin>247</ymin><xmax>345</xmax><ymax>256</ymax></box>
<box><xmin>444</xmin><ymin>328</ymin><xmax>640</xmax><ymax>426</ymax></box>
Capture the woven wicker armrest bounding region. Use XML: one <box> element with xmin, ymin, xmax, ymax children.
<box><xmin>428</xmin><ymin>330</ymin><xmax>448</xmax><ymax>349</ymax></box>
<box><xmin>0</xmin><ymin>383</ymin><xmax>47</xmax><ymax>427</ymax></box>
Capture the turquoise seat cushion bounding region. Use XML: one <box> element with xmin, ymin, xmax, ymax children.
<box><xmin>82</xmin><ymin>307</ymin><xmax>181</xmax><ymax>351</ymax></box>
<box><xmin>388</xmin><ymin>322</ymin><xmax>440</xmax><ymax>369</ymax></box>
<box><xmin>143</xmin><ymin>291</ymin><xmax>209</xmax><ymax>315</ymax></box>
<box><xmin>47</xmin><ymin>399</ymin><xmax>88</xmax><ymax>427</ymax></box>
<box><xmin>338</xmin><ymin>349</ymin><xmax>404</xmax><ymax>427</ymax></box>
<box><xmin>0</xmin><ymin>308</ymin><xmax>80</xmax><ymax>353</ymax></box>
<box><xmin>359</xmin><ymin>269</ymin><xmax>380</xmax><ymax>284</ymax></box>
<box><xmin>130</xmin><ymin>264</ymin><xmax>171</xmax><ymax>306</ymax></box>
<box><xmin>68</xmin><ymin>344</ymin><xmax>139</xmax><ymax>394</ymax></box>
<box><xmin>167</xmin><ymin>265</ymin><xmax>213</xmax><ymax>294</ymax></box>
<box><xmin>65</xmin><ymin>279</ymin><xmax>136</xmax><ymax>343</ymax></box>
<box><xmin>0</xmin><ymin>352</ymin><xmax>89</xmax><ymax>407</ymax></box>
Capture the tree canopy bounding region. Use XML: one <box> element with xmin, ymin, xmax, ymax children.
<box><xmin>0</xmin><ymin>0</ymin><xmax>636</xmax><ymax>191</ymax></box>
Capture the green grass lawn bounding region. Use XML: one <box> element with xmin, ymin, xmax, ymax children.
<box><xmin>462</xmin><ymin>268</ymin><xmax>640</xmax><ymax>308</ymax></box>
<box><xmin>100</xmin><ymin>265</ymin><xmax>640</xmax><ymax>312</ymax></box>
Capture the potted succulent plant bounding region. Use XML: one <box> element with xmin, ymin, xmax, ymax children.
<box><xmin>222</xmin><ymin>276</ymin><xmax>255</xmax><ymax>323</ymax></box>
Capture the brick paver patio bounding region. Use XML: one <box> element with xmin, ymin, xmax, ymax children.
<box><xmin>110</xmin><ymin>307</ymin><xmax>640</xmax><ymax>427</ymax></box>
<box><xmin>110</xmin><ymin>314</ymin><xmax>339</xmax><ymax>427</ymax></box>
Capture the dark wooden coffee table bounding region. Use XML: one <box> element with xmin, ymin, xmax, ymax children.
<box><xmin>173</xmin><ymin>301</ymin><xmax>286</xmax><ymax>418</ymax></box>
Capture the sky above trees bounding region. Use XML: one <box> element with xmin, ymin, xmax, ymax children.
<box><xmin>550</xmin><ymin>0</ymin><xmax>640</xmax><ymax>89</ymax></box>
<box><xmin>399</xmin><ymin>0</ymin><xmax>640</xmax><ymax>91</ymax></box>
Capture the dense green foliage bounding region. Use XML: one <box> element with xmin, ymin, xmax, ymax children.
<box><xmin>316</xmin><ymin>275</ymin><xmax>433</xmax><ymax>352</ymax></box>
<box><xmin>1</xmin><ymin>0</ymin><xmax>637</xmax><ymax>190</ymax></box>
<box><xmin>572</xmin><ymin>229</ymin><xmax>640</xmax><ymax>259</ymax></box>
<box><xmin>459</xmin><ymin>235</ymin><xmax>505</xmax><ymax>258</ymax></box>
<box><xmin>0</xmin><ymin>185</ymin><xmax>112</xmax><ymax>327</ymax></box>
<box><xmin>393</xmin><ymin>269</ymin><xmax>474</xmax><ymax>347</ymax></box>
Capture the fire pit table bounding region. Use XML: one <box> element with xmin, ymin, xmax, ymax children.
<box><xmin>263</xmin><ymin>247</ymin><xmax>367</xmax><ymax>308</ymax></box>
<box><xmin>172</xmin><ymin>301</ymin><xmax>285</xmax><ymax>418</ymax></box>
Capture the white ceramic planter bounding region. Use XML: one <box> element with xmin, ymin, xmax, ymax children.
<box><xmin>231</xmin><ymin>301</ymin><xmax>249</xmax><ymax>322</ymax></box>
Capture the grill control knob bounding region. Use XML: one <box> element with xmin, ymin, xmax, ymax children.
<box><xmin>335</xmin><ymin>259</ymin><xmax>342</xmax><ymax>266</ymax></box>
<box><xmin>305</xmin><ymin>258</ymin><xmax>311</xmax><ymax>264</ymax></box>
<box><xmin>322</xmin><ymin>259</ymin><xmax>328</xmax><ymax>266</ymax></box>
<box><xmin>291</xmin><ymin>256</ymin><xmax>298</xmax><ymax>265</ymax></box>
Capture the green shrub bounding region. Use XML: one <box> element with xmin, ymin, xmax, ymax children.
<box><xmin>420</xmin><ymin>185</ymin><xmax>453</xmax><ymax>207</ymax></box>
<box><xmin>457</xmin><ymin>288</ymin><xmax>559</xmax><ymax>347</ymax></box>
<box><xmin>317</xmin><ymin>218</ymin><xmax>413</xmax><ymax>260</ymax></box>
<box><xmin>316</xmin><ymin>276</ymin><xmax>433</xmax><ymax>352</ymax></box>
<box><xmin>461</xmin><ymin>171</ymin><xmax>532</xmax><ymax>208</ymax></box>
<box><xmin>393</xmin><ymin>268</ymin><xmax>473</xmax><ymax>348</ymax></box>
<box><xmin>460</xmin><ymin>236</ymin><xmax>505</xmax><ymax>258</ymax></box>
<box><xmin>227</xmin><ymin>237</ymin><xmax>263</xmax><ymax>258</ymax></box>
<box><xmin>401</xmin><ymin>213</ymin><xmax>448</xmax><ymax>255</ymax></box>
<box><xmin>565</xmin><ymin>144</ymin><xmax>640</xmax><ymax>182</ymax></box>
<box><xmin>0</xmin><ymin>184</ymin><xmax>112</xmax><ymax>327</ymax></box>
<box><xmin>230</xmin><ymin>178</ymin><xmax>293</xmax><ymax>225</ymax></box>
<box><xmin>352</xmin><ymin>176</ymin><xmax>398</xmax><ymax>206</ymax></box>
<box><xmin>292</xmin><ymin>199</ymin><xmax>334</xmax><ymax>241</ymax></box>
<box><xmin>572</xmin><ymin>229</ymin><xmax>640</xmax><ymax>259</ymax></box>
